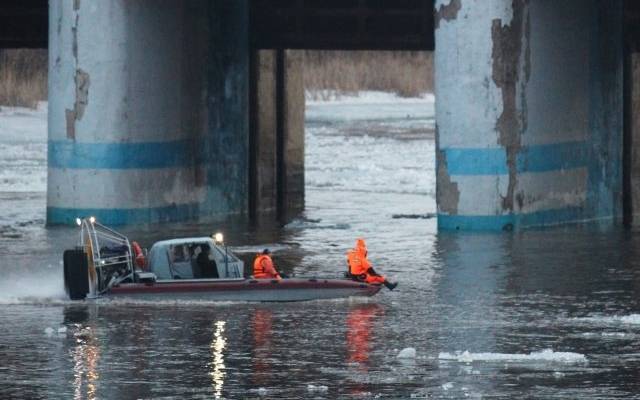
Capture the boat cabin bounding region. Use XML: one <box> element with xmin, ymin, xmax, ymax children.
<box><xmin>147</xmin><ymin>237</ymin><xmax>244</xmax><ymax>280</ymax></box>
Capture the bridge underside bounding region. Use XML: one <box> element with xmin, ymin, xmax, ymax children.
<box><xmin>6</xmin><ymin>0</ymin><xmax>640</xmax><ymax>230</ymax></box>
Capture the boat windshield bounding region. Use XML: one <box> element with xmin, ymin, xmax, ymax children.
<box><xmin>149</xmin><ymin>241</ymin><xmax>217</xmax><ymax>280</ymax></box>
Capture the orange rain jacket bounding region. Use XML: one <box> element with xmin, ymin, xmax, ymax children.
<box><xmin>346</xmin><ymin>239</ymin><xmax>386</xmax><ymax>285</ymax></box>
<box><xmin>253</xmin><ymin>254</ymin><xmax>281</xmax><ymax>279</ymax></box>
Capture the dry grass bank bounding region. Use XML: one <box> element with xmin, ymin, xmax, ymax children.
<box><xmin>0</xmin><ymin>49</ymin><xmax>432</xmax><ymax>107</ymax></box>
<box><xmin>0</xmin><ymin>49</ymin><xmax>47</xmax><ymax>108</ymax></box>
<box><xmin>303</xmin><ymin>50</ymin><xmax>433</xmax><ymax>100</ymax></box>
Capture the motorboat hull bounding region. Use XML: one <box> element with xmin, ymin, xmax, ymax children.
<box><xmin>99</xmin><ymin>278</ymin><xmax>381</xmax><ymax>302</ymax></box>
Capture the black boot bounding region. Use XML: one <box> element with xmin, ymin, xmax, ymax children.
<box><xmin>383</xmin><ymin>281</ymin><xmax>398</xmax><ymax>291</ymax></box>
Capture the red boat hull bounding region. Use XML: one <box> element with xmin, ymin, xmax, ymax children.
<box><xmin>103</xmin><ymin>278</ymin><xmax>382</xmax><ymax>302</ymax></box>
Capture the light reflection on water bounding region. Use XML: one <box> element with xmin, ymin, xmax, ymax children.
<box><xmin>2</xmin><ymin>100</ymin><xmax>640</xmax><ymax>398</ymax></box>
<box><xmin>210</xmin><ymin>320</ymin><xmax>227</xmax><ymax>398</ymax></box>
<box><xmin>72</xmin><ymin>330</ymin><xmax>99</xmax><ymax>400</ymax></box>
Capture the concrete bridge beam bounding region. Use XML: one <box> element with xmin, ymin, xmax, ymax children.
<box><xmin>435</xmin><ymin>0</ymin><xmax>623</xmax><ymax>230</ymax></box>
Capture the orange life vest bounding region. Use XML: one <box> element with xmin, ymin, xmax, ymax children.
<box><xmin>347</xmin><ymin>249</ymin><xmax>370</xmax><ymax>276</ymax></box>
<box><xmin>346</xmin><ymin>239</ymin><xmax>386</xmax><ymax>285</ymax></box>
<box><xmin>131</xmin><ymin>241</ymin><xmax>146</xmax><ymax>269</ymax></box>
<box><xmin>347</xmin><ymin>238</ymin><xmax>370</xmax><ymax>276</ymax></box>
<box><xmin>253</xmin><ymin>254</ymin><xmax>280</xmax><ymax>279</ymax></box>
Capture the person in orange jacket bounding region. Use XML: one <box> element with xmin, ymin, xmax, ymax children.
<box><xmin>347</xmin><ymin>239</ymin><xmax>397</xmax><ymax>290</ymax></box>
<box><xmin>253</xmin><ymin>249</ymin><xmax>282</xmax><ymax>280</ymax></box>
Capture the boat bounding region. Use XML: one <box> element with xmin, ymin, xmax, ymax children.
<box><xmin>62</xmin><ymin>218</ymin><xmax>381</xmax><ymax>302</ymax></box>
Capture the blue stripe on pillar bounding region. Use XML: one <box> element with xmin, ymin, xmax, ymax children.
<box><xmin>444</xmin><ymin>141</ymin><xmax>592</xmax><ymax>175</ymax></box>
<box><xmin>437</xmin><ymin>206</ymin><xmax>605</xmax><ymax>231</ymax></box>
<box><xmin>48</xmin><ymin>139</ymin><xmax>195</xmax><ymax>169</ymax></box>
<box><xmin>46</xmin><ymin>203</ymin><xmax>201</xmax><ymax>226</ymax></box>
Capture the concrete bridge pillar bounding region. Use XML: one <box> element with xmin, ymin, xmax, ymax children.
<box><xmin>250</xmin><ymin>49</ymin><xmax>305</xmax><ymax>221</ymax></box>
<box><xmin>435</xmin><ymin>0</ymin><xmax>623</xmax><ymax>230</ymax></box>
<box><xmin>47</xmin><ymin>0</ymin><xmax>249</xmax><ymax>225</ymax></box>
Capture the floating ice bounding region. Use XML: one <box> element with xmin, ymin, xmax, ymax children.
<box><xmin>619</xmin><ymin>315</ymin><xmax>640</xmax><ymax>324</ymax></box>
<box><xmin>438</xmin><ymin>349</ymin><xmax>587</xmax><ymax>364</ymax></box>
<box><xmin>57</xmin><ymin>326</ymin><xmax>67</xmax><ymax>335</ymax></box>
<box><xmin>602</xmin><ymin>332</ymin><xmax>629</xmax><ymax>337</ymax></box>
<box><xmin>307</xmin><ymin>384</ymin><xmax>328</xmax><ymax>393</ymax></box>
<box><xmin>441</xmin><ymin>382</ymin><xmax>454</xmax><ymax>391</ymax></box>
<box><xmin>44</xmin><ymin>327</ymin><xmax>54</xmax><ymax>336</ymax></box>
<box><xmin>569</xmin><ymin>314</ymin><xmax>640</xmax><ymax>325</ymax></box>
<box><xmin>397</xmin><ymin>347</ymin><xmax>417</xmax><ymax>359</ymax></box>
<box><xmin>249</xmin><ymin>387</ymin><xmax>268</xmax><ymax>396</ymax></box>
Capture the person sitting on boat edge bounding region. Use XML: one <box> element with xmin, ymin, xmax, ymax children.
<box><xmin>346</xmin><ymin>238</ymin><xmax>397</xmax><ymax>290</ymax></box>
<box><xmin>253</xmin><ymin>249</ymin><xmax>282</xmax><ymax>280</ymax></box>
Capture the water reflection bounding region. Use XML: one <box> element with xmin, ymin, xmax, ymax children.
<box><xmin>71</xmin><ymin>325</ymin><xmax>99</xmax><ymax>400</ymax></box>
<box><xmin>346</xmin><ymin>304</ymin><xmax>384</xmax><ymax>369</ymax></box>
<box><xmin>433</xmin><ymin>233</ymin><xmax>508</xmax><ymax>353</ymax></box>
<box><xmin>251</xmin><ymin>308</ymin><xmax>273</xmax><ymax>387</ymax></box>
<box><xmin>345</xmin><ymin>303</ymin><xmax>384</xmax><ymax>397</ymax></box>
<box><xmin>209</xmin><ymin>320</ymin><xmax>227</xmax><ymax>399</ymax></box>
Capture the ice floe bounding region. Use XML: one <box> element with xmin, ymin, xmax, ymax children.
<box><xmin>248</xmin><ymin>387</ymin><xmax>268</xmax><ymax>396</ymax></box>
<box><xmin>307</xmin><ymin>384</ymin><xmax>329</xmax><ymax>393</ymax></box>
<box><xmin>576</xmin><ymin>331</ymin><xmax>634</xmax><ymax>340</ymax></box>
<box><xmin>438</xmin><ymin>349</ymin><xmax>587</xmax><ymax>364</ymax></box>
<box><xmin>441</xmin><ymin>382</ymin><xmax>454</xmax><ymax>391</ymax></box>
<box><xmin>397</xmin><ymin>347</ymin><xmax>417</xmax><ymax>359</ymax></box>
<box><xmin>569</xmin><ymin>314</ymin><xmax>640</xmax><ymax>325</ymax></box>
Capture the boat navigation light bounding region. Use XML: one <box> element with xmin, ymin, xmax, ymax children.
<box><xmin>89</xmin><ymin>216</ymin><xmax>96</xmax><ymax>224</ymax></box>
<box><xmin>213</xmin><ymin>232</ymin><xmax>224</xmax><ymax>244</ymax></box>
<box><xmin>75</xmin><ymin>218</ymin><xmax>82</xmax><ymax>226</ymax></box>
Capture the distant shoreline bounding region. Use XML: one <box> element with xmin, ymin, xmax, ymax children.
<box><xmin>305</xmin><ymin>90</ymin><xmax>434</xmax><ymax>105</ymax></box>
<box><xmin>0</xmin><ymin>49</ymin><xmax>434</xmax><ymax>108</ymax></box>
<box><xmin>303</xmin><ymin>50</ymin><xmax>433</xmax><ymax>100</ymax></box>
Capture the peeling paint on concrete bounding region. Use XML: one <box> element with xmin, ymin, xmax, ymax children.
<box><xmin>65</xmin><ymin>69</ymin><xmax>90</xmax><ymax>139</ymax></box>
<box><xmin>65</xmin><ymin>2</ymin><xmax>84</xmax><ymax>140</ymax></box>
<box><xmin>74</xmin><ymin>69</ymin><xmax>90</xmax><ymax>120</ymax></box>
<box><xmin>435</xmin><ymin>0</ymin><xmax>622</xmax><ymax>230</ymax></box>
<box><xmin>65</xmin><ymin>109</ymin><xmax>76</xmax><ymax>139</ymax></box>
<box><xmin>434</xmin><ymin>0</ymin><xmax>461</xmax><ymax>30</ymax></box>
<box><xmin>491</xmin><ymin>0</ymin><xmax>528</xmax><ymax>212</ymax></box>
<box><xmin>436</xmin><ymin>145</ymin><xmax>460</xmax><ymax>214</ymax></box>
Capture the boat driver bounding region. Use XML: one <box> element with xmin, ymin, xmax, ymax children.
<box><xmin>253</xmin><ymin>249</ymin><xmax>282</xmax><ymax>280</ymax></box>
<box><xmin>196</xmin><ymin>244</ymin><xmax>219</xmax><ymax>279</ymax></box>
<box><xmin>346</xmin><ymin>239</ymin><xmax>397</xmax><ymax>290</ymax></box>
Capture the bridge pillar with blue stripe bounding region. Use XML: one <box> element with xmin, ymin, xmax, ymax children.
<box><xmin>434</xmin><ymin>0</ymin><xmax>623</xmax><ymax>230</ymax></box>
<box><xmin>47</xmin><ymin>0</ymin><xmax>249</xmax><ymax>225</ymax></box>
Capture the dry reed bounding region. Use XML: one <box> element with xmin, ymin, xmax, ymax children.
<box><xmin>0</xmin><ymin>49</ymin><xmax>47</xmax><ymax>108</ymax></box>
<box><xmin>0</xmin><ymin>49</ymin><xmax>432</xmax><ymax>107</ymax></box>
<box><xmin>303</xmin><ymin>50</ymin><xmax>433</xmax><ymax>100</ymax></box>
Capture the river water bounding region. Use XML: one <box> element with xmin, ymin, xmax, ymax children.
<box><xmin>2</xmin><ymin>95</ymin><xmax>640</xmax><ymax>399</ymax></box>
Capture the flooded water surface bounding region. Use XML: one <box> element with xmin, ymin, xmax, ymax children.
<box><xmin>2</xmin><ymin>96</ymin><xmax>640</xmax><ymax>399</ymax></box>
